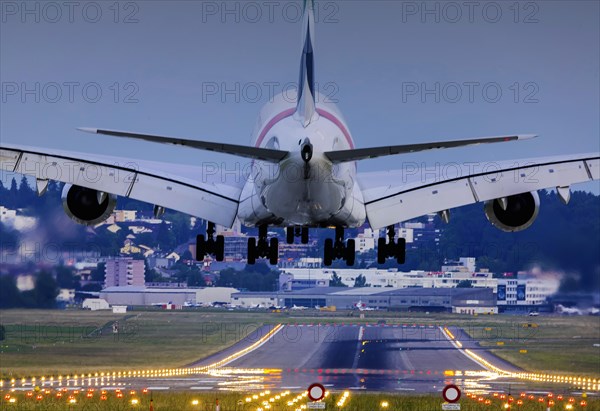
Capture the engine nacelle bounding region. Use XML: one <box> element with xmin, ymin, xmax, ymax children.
<box><xmin>484</xmin><ymin>191</ymin><xmax>540</xmax><ymax>232</ymax></box>
<box><xmin>61</xmin><ymin>184</ymin><xmax>117</xmax><ymax>226</ymax></box>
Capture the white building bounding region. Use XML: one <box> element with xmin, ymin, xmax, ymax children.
<box><xmin>496</xmin><ymin>277</ymin><xmax>559</xmax><ymax>309</ymax></box>
<box><xmin>280</xmin><ymin>268</ymin><xmax>497</xmax><ymax>289</ymax></box>
<box><xmin>82</xmin><ymin>298</ymin><xmax>110</xmax><ymax>311</ymax></box>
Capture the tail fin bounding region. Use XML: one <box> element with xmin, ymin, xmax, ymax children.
<box><xmin>295</xmin><ymin>0</ymin><xmax>317</xmax><ymax>127</ymax></box>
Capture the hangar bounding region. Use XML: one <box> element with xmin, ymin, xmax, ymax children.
<box><xmin>231</xmin><ymin>287</ymin><xmax>497</xmax><ymax>313</ymax></box>
<box><xmin>100</xmin><ymin>286</ymin><xmax>238</xmax><ymax>306</ymax></box>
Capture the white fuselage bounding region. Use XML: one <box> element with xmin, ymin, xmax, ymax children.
<box><xmin>237</xmin><ymin>92</ymin><xmax>366</xmax><ymax>228</ymax></box>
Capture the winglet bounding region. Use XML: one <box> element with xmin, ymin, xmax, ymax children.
<box><xmin>77</xmin><ymin>127</ymin><xmax>98</xmax><ymax>134</ymax></box>
<box><xmin>295</xmin><ymin>0</ymin><xmax>317</xmax><ymax>127</ymax></box>
<box><xmin>518</xmin><ymin>134</ymin><xmax>538</xmax><ymax>140</ymax></box>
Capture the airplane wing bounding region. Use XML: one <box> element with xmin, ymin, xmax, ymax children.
<box><xmin>0</xmin><ymin>143</ymin><xmax>245</xmax><ymax>227</ymax></box>
<box><xmin>325</xmin><ymin>134</ymin><xmax>535</xmax><ymax>163</ymax></box>
<box><xmin>358</xmin><ymin>153</ymin><xmax>600</xmax><ymax>229</ymax></box>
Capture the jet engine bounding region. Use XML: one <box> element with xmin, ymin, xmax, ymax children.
<box><xmin>61</xmin><ymin>184</ymin><xmax>117</xmax><ymax>226</ymax></box>
<box><xmin>484</xmin><ymin>191</ymin><xmax>540</xmax><ymax>232</ymax></box>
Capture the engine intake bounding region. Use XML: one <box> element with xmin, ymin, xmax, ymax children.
<box><xmin>61</xmin><ymin>184</ymin><xmax>117</xmax><ymax>226</ymax></box>
<box><xmin>484</xmin><ymin>191</ymin><xmax>540</xmax><ymax>232</ymax></box>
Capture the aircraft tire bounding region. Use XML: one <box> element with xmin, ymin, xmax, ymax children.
<box><xmin>196</xmin><ymin>235</ymin><xmax>206</xmax><ymax>261</ymax></box>
<box><xmin>248</xmin><ymin>237</ymin><xmax>257</xmax><ymax>264</ymax></box>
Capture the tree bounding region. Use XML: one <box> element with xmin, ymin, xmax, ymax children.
<box><xmin>353</xmin><ymin>274</ymin><xmax>369</xmax><ymax>288</ymax></box>
<box><xmin>0</xmin><ymin>181</ymin><xmax>7</xmax><ymax>203</ymax></box>
<box><xmin>0</xmin><ymin>276</ymin><xmax>21</xmax><ymax>308</ymax></box>
<box><xmin>33</xmin><ymin>271</ymin><xmax>59</xmax><ymax>308</ymax></box>
<box><xmin>0</xmin><ymin>325</ymin><xmax>5</xmax><ymax>341</ymax></box>
<box><xmin>7</xmin><ymin>178</ymin><xmax>18</xmax><ymax>208</ymax></box>
<box><xmin>90</xmin><ymin>263</ymin><xmax>106</xmax><ymax>282</ymax></box>
<box><xmin>18</xmin><ymin>176</ymin><xmax>35</xmax><ymax>209</ymax></box>
<box><xmin>55</xmin><ymin>265</ymin><xmax>79</xmax><ymax>289</ymax></box>
<box><xmin>0</xmin><ymin>222</ymin><xmax>19</xmax><ymax>250</ymax></box>
<box><xmin>186</xmin><ymin>269</ymin><xmax>206</xmax><ymax>287</ymax></box>
<box><xmin>330</xmin><ymin>272</ymin><xmax>347</xmax><ymax>287</ymax></box>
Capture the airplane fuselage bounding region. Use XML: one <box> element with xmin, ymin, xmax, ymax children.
<box><xmin>237</xmin><ymin>92</ymin><xmax>366</xmax><ymax>228</ymax></box>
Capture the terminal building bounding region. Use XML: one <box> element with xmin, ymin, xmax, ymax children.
<box><xmin>231</xmin><ymin>287</ymin><xmax>497</xmax><ymax>314</ymax></box>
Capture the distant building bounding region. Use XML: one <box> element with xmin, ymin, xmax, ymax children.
<box><xmin>82</xmin><ymin>298</ymin><xmax>110</xmax><ymax>311</ymax></box>
<box><xmin>279</xmin><ymin>272</ymin><xmax>329</xmax><ymax>291</ymax></box>
<box><xmin>232</xmin><ymin>287</ymin><xmax>497</xmax><ymax>313</ymax></box>
<box><xmin>280</xmin><ymin>267</ymin><xmax>497</xmax><ymax>289</ymax></box>
<box><xmin>114</xmin><ymin>210</ymin><xmax>137</xmax><ymax>222</ymax></box>
<box><xmin>99</xmin><ymin>286</ymin><xmax>238</xmax><ymax>306</ymax></box>
<box><xmin>442</xmin><ymin>257</ymin><xmax>477</xmax><ymax>273</ymax></box>
<box><xmin>496</xmin><ymin>277</ymin><xmax>559</xmax><ymax>312</ymax></box>
<box><xmin>354</xmin><ymin>228</ymin><xmax>378</xmax><ymax>253</ymax></box>
<box><xmin>104</xmin><ymin>257</ymin><xmax>145</xmax><ymax>287</ymax></box>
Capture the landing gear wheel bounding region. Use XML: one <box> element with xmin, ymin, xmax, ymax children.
<box><xmin>301</xmin><ymin>227</ymin><xmax>309</xmax><ymax>244</ymax></box>
<box><xmin>247</xmin><ymin>237</ymin><xmax>257</xmax><ymax>264</ymax></box>
<box><xmin>215</xmin><ymin>235</ymin><xmax>225</xmax><ymax>261</ymax></box>
<box><xmin>345</xmin><ymin>239</ymin><xmax>356</xmax><ymax>266</ymax></box>
<box><xmin>396</xmin><ymin>237</ymin><xmax>406</xmax><ymax>264</ymax></box>
<box><xmin>269</xmin><ymin>237</ymin><xmax>279</xmax><ymax>265</ymax></box>
<box><xmin>196</xmin><ymin>234</ymin><xmax>206</xmax><ymax>261</ymax></box>
<box><xmin>324</xmin><ymin>238</ymin><xmax>333</xmax><ymax>266</ymax></box>
<box><xmin>286</xmin><ymin>227</ymin><xmax>294</xmax><ymax>244</ymax></box>
<box><xmin>377</xmin><ymin>237</ymin><xmax>386</xmax><ymax>264</ymax></box>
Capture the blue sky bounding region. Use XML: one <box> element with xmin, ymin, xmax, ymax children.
<box><xmin>1</xmin><ymin>1</ymin><xmax>599</xmax><ymax>192</ymax></box>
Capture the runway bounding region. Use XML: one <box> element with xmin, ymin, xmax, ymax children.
<box><xmin>180</xmin><ymin>323</ymin><xmax>523</xmax><ymax>392</ymax></box>
<box><xmin>13</xmin><ymin>324</ymin><xmax>595</xmax><ymax>395</ymax></box>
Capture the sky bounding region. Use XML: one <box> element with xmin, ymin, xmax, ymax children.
<box><xmin>1</xmin><ymin>0</ymin><xmax>599</xmax><ymax>193</ymax></box>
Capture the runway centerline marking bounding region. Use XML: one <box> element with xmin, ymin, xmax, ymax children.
<box><xmin>351</xmin><ymin>326</ymin><xmax>365</xmax><ymax>370</ymax></box>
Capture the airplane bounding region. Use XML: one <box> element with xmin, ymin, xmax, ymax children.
<box><xmin>353</xmin><ymin>300</ymin><xmax>375</xmax><ymax>311</ymax></box>
<box><xmin>291</xmin><ymin>305</ymin><xmax>309</xmax><ymax>311</ymax></box>
<box><xmin>1</xmin><ymin>1</ymin><xmax>598</xmax><ymax>267</ymax></box>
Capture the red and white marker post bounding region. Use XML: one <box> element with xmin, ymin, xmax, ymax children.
<box><xmin>441</xmin><ymin>384</ymin><xmax>461</xmax><ymax>410</ymax></box>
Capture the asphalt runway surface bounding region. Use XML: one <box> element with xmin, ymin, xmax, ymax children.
<box><xmin>32</xmin><ymin>324</ymin><xmax>591</xmax><ymax>395</ymax></box>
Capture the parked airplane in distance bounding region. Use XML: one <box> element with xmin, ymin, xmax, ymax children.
<box><xmin>354</xmin><ymin>300</ymin><xmax>375</xmax><ymax>311</ymax></box>
<box><xmin>1</xmin><ymin>1</ymin><xmax>598</xmax><ymax>266</ymax></box>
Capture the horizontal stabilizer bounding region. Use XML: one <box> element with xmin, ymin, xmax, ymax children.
<box><xmin>324</xmin><ymin>134</ymin><xmax>536</xmax><ymax>163</ymax></box>
<box><xmin>78</xmin><ymin>128</ymin><xmax>289</xmax><ymax>163</ymax></box>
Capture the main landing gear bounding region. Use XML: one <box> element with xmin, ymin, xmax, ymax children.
<box><xmin>323</xmin><ymin>226</ymin><xmax>355</xmax><ymax>267</ymax></box>
<box><xmin>196</xmin><ymin>222</ymin><xmax>225</xmax><ymax>261</ymax></box>
<box><xmin>247</xmin><ymin>224</ymin><xmax>279</xmax><ymax>265</ymax></box>
<box><xmin>286</xmin><ymin>226</ymin><xmax>309</xmax><ymax>244</ymax></box>
<box><xmin>377</xmin><ymin>225</ymin><xmax>406</xmax><ymax>264</ymax></box>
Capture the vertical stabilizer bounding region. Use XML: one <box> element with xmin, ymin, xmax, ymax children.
<box><xmin>295</xmin><ymin>0</ymin><xmax>317</xmax><ymax>127</ymax></box>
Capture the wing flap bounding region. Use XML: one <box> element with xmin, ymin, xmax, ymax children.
<box><xmin>128</xmin><ymin>173</ymin><xmax>239</xmax><ymax>226</ymax></box>
<box><xmin>470</xmin><ymin>159</ymin><xmax>592</xmax><ymax>202</ymax></box>
<box><xmin>360</xmin><ymin>154</ymin><xmax>600</xmax><ymax>229</ymax></box>
<box><xmin>1</xmin><ymin>144</ymin><xmax>241</xmax><ymax>227</ymax></box>
<box><xmin>366</xmin><ymin>178</ymin><xmax>476</xmax><ymax>229</ymax></box>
